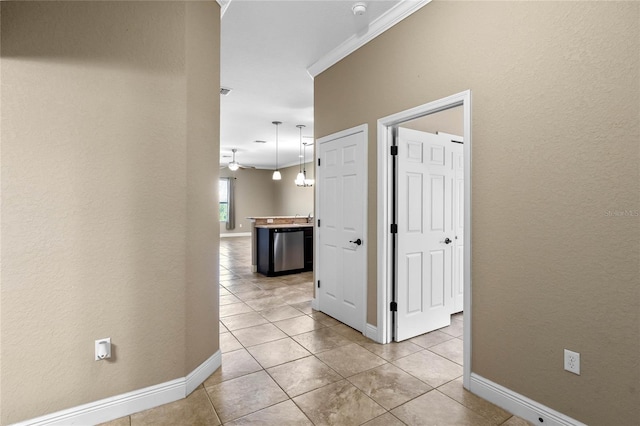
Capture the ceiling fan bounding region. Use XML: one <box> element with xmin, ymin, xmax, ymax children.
<box><xmin>223</xmin><ymin>148</ymin><xmax>253</xmax><ymax>171</ymax></box>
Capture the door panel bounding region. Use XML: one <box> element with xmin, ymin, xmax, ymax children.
<box><xmin>430</xmin><ymin>249</ymin><xmax>446</xmax><ymax>307</ymax></box>
<box><xmin>454</xmin><ymin>243</ymin><xmax>464</xmax><ymax>312</ymax></box>
<box><xmin>406</xmin><ymin>174</ymin><xmax>423</xmax><ymax>232</ymax></box>
<box><xmin>406</xmin><ymin>252</ymin><xmax>423</xmax><ymax>313</ymax></box>
<box><xmin>317</xmin><ymin>127</ymin><xmax>367</xmax><ymax>332</ymax></box>
<box><xmin>342</xmin><ymin>174</ymin><xmax>357</xmax><ymax>230</ymax></box>
<box><xmin>324</xmin><ymin>244</ymin><xmax>338</xmax><ymax>300</ymax></box>
<box><xmin>342</xmin><ymin>248</ymin><xmax>358</xmax><ymax>306</ymax></box>
<box><xmin>431</xmin><ymin>175</ymin><xmax>445</xmax><ymax>230</ymax></box>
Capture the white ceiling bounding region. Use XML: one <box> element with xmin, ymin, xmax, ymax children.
<box><xmin>219</xmin><ymin>0</ymin><xmax>429</xmax><ymax>170</ymax></box>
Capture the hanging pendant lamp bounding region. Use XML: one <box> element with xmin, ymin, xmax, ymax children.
<box><xmin>295</xmin><ymin>125</ymin><xmax>306</xmax><ymax>186</ymax></box>
<box><xmin>272</xmin><ymin>121</ymin><xmax>282</xmax><ymax>180</ymax></box>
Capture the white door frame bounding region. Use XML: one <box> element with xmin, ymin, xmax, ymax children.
<box><xmin>376</xmin><ymin>90</ymin><xmax>472</xmax><ymax>389</ymax></box>
<box><xmin>314</xmin><ymin>124</ymin><xmax>368</xmax><ymax>334</ymax></box>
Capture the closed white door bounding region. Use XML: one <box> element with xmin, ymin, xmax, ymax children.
<box><xmin>316</xmin><ymin>125</ymin><xmax>367</xmax><ymax>332</ymax></box>
<box><xmin>395</xmin><ymin>128</ymin><xmax>457</xmax><ymax>341</ymax></box>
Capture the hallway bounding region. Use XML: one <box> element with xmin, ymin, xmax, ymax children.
<box><xmin>103</xmin><ymin>237</ymin><xmax>530</xmax><ymax>425</ymax></box>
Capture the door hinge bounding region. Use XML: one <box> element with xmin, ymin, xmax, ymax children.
<box><xmin>317</xmin><ymin>219</ymin><xmax>320</xmax><ymax>227</ymax></box>
<box><xmin>390</xmin><ymin>146</ymin><xmax>398</xmax><ymax>156</ymax></box>
<box><xmin>390</xmin><ymin>301</ymin><xmax>397</xmax><ymax>312</ymax></box>
<box><xmin>390</xmin><ymin>224</ymin><xmax>397</xmax><ymax>234</ymax></box>
<box><xmin>318</xmin><ymin>158</ymin><xmax>321</xmax><ymax>166</ymax></box>
<box><xmin>317</xmin><ymin>280</ymin><xmax>320</xmax><ymax>288</ymax></box>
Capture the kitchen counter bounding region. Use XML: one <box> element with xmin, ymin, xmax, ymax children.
<box><xmin>257</xmin><ymin>225</ymin><xmax>313</xmax><ymax>276</ymax></box>
<box><xmin>249</xmin><ymin>216</ymin><xmax>305</xmax><ymax>220</ymax></box>
<box><xmin>255</xmin><ymin>223</ymin><xmax>313</xmax><ymax>229</ymax></box>
<box><xmin>247</xmin><ymin>216</ymin><xmax>315</xmax><ymax>272</ymax></box>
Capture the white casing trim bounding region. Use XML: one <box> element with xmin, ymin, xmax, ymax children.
<box><xmin>13</xmin><ymin>351</ymin><xmax>221</xmax><ymax>426</ymax></box>
<box><xmin>469</xmin><ymin>374</ymin><xmax>587</xmax><ymax>426</ymax></box>
<box><xmin>376</xmin><ymin>90</ymin><xmax>472</xmax><ymax>386</ymax></box>
<box><xmin>220</xmin><ymin>232</ymin><xmax>251</xmax><ymax>238</ymax></box>
<box><xmin>307</xmin><ymin>0</ymin><xmax>432</xmax><ymax>78</ymax></box>
<box><xmin>376</xmin><ymin>123</ymin><xmax>393</xmax><ymax>345</ymax></box>
<box><xmin>311</xmin><ymin>297</ymin><xmax>319</xmax><ymax>311</ymax></box>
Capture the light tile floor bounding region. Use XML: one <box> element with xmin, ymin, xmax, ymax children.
<box><xmin>103</xmin><ymin>237</ymin><xmax>532</xmax><ymax>426</ymax></box>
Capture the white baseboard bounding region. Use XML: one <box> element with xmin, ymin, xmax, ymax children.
<box><xmin>365</xmin><ymin>323</ymin><xmax>380</xmax><ymax>342</ymax></box>
<box><xmin>469</xmin><ymin>373</ymin><xmax>586</xmax><ymax>426</ymax></box>
<box><xmin>311</xmin><ymin>297</ymin><xmax>319</xmax><ymax>311</ymax></box>
<box><xmin>186</xmin><ymin>351</ymin><xmax>221</xmax><ymax>395</ymax></box>
<box><xmin>220</xmin><ymin>232</ymin><xmax>251</xmax><ymax>238</ymax></box>
<box><xmin>14</xmin><ymin>351</ymin><xmax>222</xmax><ymax>426</ymax></box>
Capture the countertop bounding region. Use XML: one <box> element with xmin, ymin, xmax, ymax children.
<box><xmin>247</xmin><ymin>216</ymin><xmax>310</xmax><ymax>220</ymax></box>
<box><xmin>255</xmin><ymin>223</ymin><xmax>313</xmax><ymax>229</ymax></box>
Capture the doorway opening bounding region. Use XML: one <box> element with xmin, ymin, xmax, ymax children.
<box><xmin>377</xmin><ymin>90</ymin><xmax>472</xmax><ymax>389</ymax></box>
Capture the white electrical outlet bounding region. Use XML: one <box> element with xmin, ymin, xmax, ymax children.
<box><xmin>95</xmin><ymin>338</ymin><xmax>111</xmax><ymax>361</ymax></box>
<box><xmin>564</xmin><ymin>349</ymin><xmax>580</xmax><ymax>375</ymax></box>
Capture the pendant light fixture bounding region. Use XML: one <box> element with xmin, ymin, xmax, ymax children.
<box><xmin>295</xmin><ymin>125</ymin><xmax>306</xmax><ymax>186</ymax></box>
<box><xmin>272</xmin><ymin>121</ymin><xmax>282</xmax><ymax>180</ymax></box>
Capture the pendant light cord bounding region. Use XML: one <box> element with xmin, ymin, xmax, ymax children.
<box><xmin>272</xmin><ymin>121</ymin><xmax>282</xmax><ymax>171</ymax></box>
<box><xmin>272</xmin><ymin>121</ymin><xmax>282</xmax><ymax>180</ymax></box>
<box><xmin>299</xmin><ymin>126</ymin><xmax>303</xmax><ymax>173</ymax></box>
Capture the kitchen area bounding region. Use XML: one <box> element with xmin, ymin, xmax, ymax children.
<box><xmin>250</xmin><ymin>215</ymin><xmax>314</xmax><ymax>276</ymax></box>
<box><xmin>219</xmin><ymin>163</ymin><xmax>315</xmax><ymax>279</ymax></box>
<box><xmin>218</xmin><ymin>164</ymin><xmax>317</xmax><ymax>321</ymax></box>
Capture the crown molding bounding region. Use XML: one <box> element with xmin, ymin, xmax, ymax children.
<box><xmin>217</xmin><ymin>0</ymin><xmax>232</xmax><ymax>18</ymax></box>
<box><xmin>307</xmin><ymin>0</ymin><xmax>431</xmax><ymax>78</ymax></box>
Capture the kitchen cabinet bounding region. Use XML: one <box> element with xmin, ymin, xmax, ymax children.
<box><xmin>304</xmin><ymin>228</ymin><xmax>313</xmax><ymax>271</ymax></box>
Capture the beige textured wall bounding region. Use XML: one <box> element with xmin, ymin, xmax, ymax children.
<box><xmin>185</xmin><ymin>2</ymin><xmax>220</xmax><ymax>374</ymax></box>
<box><xmin>0</xmin><ymin>2</ymin><xmax>220</xmax><ymax>424</ymax></box>
<box><xmin>314</xmin><ymin>2</ymin><xmax>639</xmax><ymax>424</ymax></box>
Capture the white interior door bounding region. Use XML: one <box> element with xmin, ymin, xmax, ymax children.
<box><xmin>316</xmin><ymin>125</ymin><xmax>367</xmax><ymax>332</ymax></box>
<box><xmin>395</xmin><ymin>128</ymin><xmax>458</xmax><ymax>341</ymax></box>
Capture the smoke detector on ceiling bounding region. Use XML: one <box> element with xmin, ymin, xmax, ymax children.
<box><xmin>352</xmin><ymin>2</ymin><xmax>367</xmax><ymax>16</ymax></box>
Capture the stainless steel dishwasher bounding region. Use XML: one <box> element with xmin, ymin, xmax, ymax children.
<box><xmin>273</xmin><ymin>228</ymin><xmax>305</xmax><ymax>272</ymax></box>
